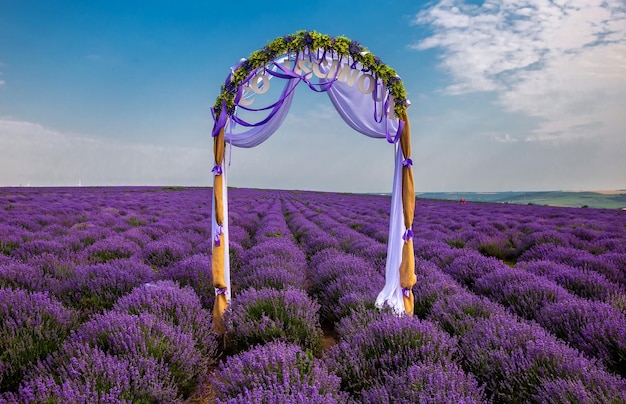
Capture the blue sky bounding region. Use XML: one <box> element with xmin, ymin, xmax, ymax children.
<box><xmin>1</xmin><ymin>0</ymin><xmax>625</xmax><ymax>192</ymax></box>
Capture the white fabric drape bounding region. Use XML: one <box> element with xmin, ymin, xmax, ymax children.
<box><xmin>374</xmin><ymin>143</ymin><xmax>406</xmax><ymax>314</ymax></box>
<box><xmin>224</xmin><ymin>78</ymin><xmax>299</xmax><ymax>148</ymax></box>
<box><xmin>326</xmin><ymin>76</ymin><xmax>399</xmax><ymax>139</ymax></box>
<box><xmin>212</xmin><ymin>50</ymin><xmax>409</xmax><ymax>313</ymax></box>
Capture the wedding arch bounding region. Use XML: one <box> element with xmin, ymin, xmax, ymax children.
<box><xmin>210</xmin><ymin>30</ymin><xmax>416</xmax><ymax>331</ymax></box>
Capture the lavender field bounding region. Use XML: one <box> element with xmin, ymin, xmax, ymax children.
<box><xmin>0</xmin><ymin>186</ymin><xmax>625</xmax><ymax>403</ymax></box>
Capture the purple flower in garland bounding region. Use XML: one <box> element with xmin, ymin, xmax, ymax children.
<box><xmin>348</xmin><ymin>40</ymin><xmax>363</xmax><ymax>56</ymax></box>
<box><xmin>302</xmin><ymin>31</ymin><xmax>314</xmax><ymax>49</ymax></box>
<box><xmin>211</xmin><ymin>341</ymin><xmax>349</xmax><ymax>403</ymax></box>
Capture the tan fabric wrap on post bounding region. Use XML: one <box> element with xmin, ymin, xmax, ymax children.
<box><xmin>212</xmin><ymin>125</ymin><xmax>227</xmax><ymax>333</ymax></box>
<box><xmin>398</xmin><ymin>113</ymin><xmax>416</xmax><ymax>315</ymax></box>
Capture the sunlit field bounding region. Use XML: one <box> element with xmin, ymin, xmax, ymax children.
<box><xmin>1</xmin><ymin>186</ymin><xmax>625</xmax><ymax>403</ymax></box>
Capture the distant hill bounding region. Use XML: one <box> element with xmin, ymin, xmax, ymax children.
<box><xmin>415</xmin><ymin>190</ymin><xmax>626</xmax><ymax>210</ymax></box>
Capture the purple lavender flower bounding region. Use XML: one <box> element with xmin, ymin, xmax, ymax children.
<box><xmin>537</xmin><ymin>298</ymin><xmax>626</xmax><ymax>373</ymax></box>
<box><xmin>143</xmin><ymin>237</ymin><xmax>190</xmax><ymax>268</ymax></box>
<box><xmin>237</xmin><ymin>264</ymin><xmax>308</xmax><ymax>291</ymax></box>
<box><xmin>211</xmin><ymin>341</ymin><xmax>349</xmax><ymax>403</ymax></box>
<box><xmin>473</xmin><ymin>266</ymin><xmax>571</xmax><ymax>320</ymax></box>
<box><xmin>519</xmin><ymin>260</ymin><xmax>623</xmax><ymax>302</ymax></box>
<box><xmin>60</xmin><ymin>258</ymin><xmax>155</xmax><ymax>314</ymax></box>
<box><xmin>0</xmin><ymin>287</ymin><xmax>75</xmax><ymax>392</ymax></box>
<box><xmin>11</xmin><ymin>239</ymin><xmax>69</xmax><ymax>261</ymax></box>
<box><xmin>225</xmin><ymin>287</ymin><xmax>323</xmax><ymax>355</ymax></box>
<box><xmin>428</xmin><ymin>290</ymin><xmax>504</xmax><ymax>337</ymax></box>
<box><xmin>113</xmin><ymin>280</ymin><xmax>218</xmax><ymax>361</ymax></box>
<box><xmin>443</xmin><ymin>250</ymin><xmax>505</xmax><ymax>289</ymax></box>
<box><xmin>71</xmin><ymin>311</ymin><xmax>205</xmax><ymax>398</ymax></box>
<box><xmin>158</xmin><ymin>253</ymin><xmax>214</xmax><ymax>308</ymax></box>
<box><xmin>84</xmin><ymin>235</ymin><xmax>141</xmax><ymax>263</ymax></box>
<box><xmin>412</xmin><ymin>258</ymin><xmax>468</xmax><ymax>318</ymax></box>
<box><xmin>16</xmin><ymin>341</ymin><xmax>180</xmax><ymax>403</ymax></box>
<box><xmin>360</xmin><ymin>362</ymin><xmax>486</xmax><ymax>404</ymax></box>
<box><xmin>325</xmin><ymin>311</ymin><xmax>458</xmax><ymax>394</ymax></box>
<box><xmin>460</xmin><ymin>312</ymin><xmax>626</xmax><ymax>403</ymax></box>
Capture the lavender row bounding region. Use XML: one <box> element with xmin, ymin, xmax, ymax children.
<box><xmin>429</xmin><ymin>243</ymin><xmax>626</xmax><ymax>375</ymax></box>
<box><xmin>284</xmin><ymin>196</ymin><xmax>388</xmax><ymax>269</ymax></box>
<box><xmin>411</xmin><ymin>258</ymin><xmax>626</xmax><ymax>403</ymax></box>
<box><xmin>1</xmin><ymin>280</ymin><xmax>219</xmax><ymax>402</ymax></box>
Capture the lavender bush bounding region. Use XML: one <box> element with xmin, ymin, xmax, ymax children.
<box><xmin>519</xmin><ymin>260</ymin><xmax>624</xmax><ymax>302</ymax></box>
<box><xmin>71</xmin><ymin>311</ymin><xmax>206</xmax><ymax>398</ymax></box>
<box><xmin>12</xmin><ymin>341</ymin><xmax>180</xmax><ymax>403</ymax></box>
<box><xmin>60</xmin><ymin>258</ymin><xmax>156</xmax><ymax>314</ymax></box>
<box><xmin>460</xmin><ymin>313</ymin><xmax>626</xmax><ymax>403</ymax></box>
<box><xmin>325</xmin><ymin>310</ymin><xmax>459</xmax><ymax>394</ymax></box>
<box><xmin>473</xmin><ymin>266</ymin><xmax>571</xmax><ymax>320</ymax></box>
<box><xmin>225</xmin><ymin>287</ymin><xmax>323</xmax><ymax>355</ymax></box>
<box><xmin>359</xmin><ymin>362</ymin><xmax>486</xmax><ymax>404</ymax></box>
<box><xmin>113</xmin><ymin>280</ymin><xmax>219</xmax><ymax>361</ymax></box>
<box><xmin>210</xmin><ymin>341</ymin><xmax>349</xmax><ymax>403</ymax></box>
<box><xmin>158</xmin><ymin>253</ymin><xmax>214</xmax><ymax>308</ymax></box>
<box><xmin>536</xmin><ymin>298</ymin><xmax>626</xmax><ymax>374</ymax></box>
<box><xmin>0</xmin><ymin>287</ymin><xmax>75</xmax><ymax>392</ymax></box>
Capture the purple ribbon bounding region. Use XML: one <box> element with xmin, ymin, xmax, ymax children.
<box><xmin>212</xmin><ymin>164</ymin><xmax>222</xmax><ymax>176</ymax></box>
<box><xmin>402</xmin><ymin>228</ymin><xmax>414</xmax><ymax>243</ymax></box>
<box><xmin>386</xmin><ymin>119</ymin><xmax>404</xmax><ymax>144</ymax></box>
<box><xmin>214</xmin><ymin>225</ymin><xmax>223</xmax><ymax>247</ymax></box>
<box><xmin>211</xmin><ymin>99</ymin><xmax>228</xmax><ymax>137</ymax></box>
<box><xmin>402</xmin><ymin>288</ymin><xmax>411</xmax><ymax>298</ymax></box>
<box><xmin>402</xmin><ymin>158</ymin><xmax>413</xmax><ymax>168</ymax></box>
<box><xmin>215</xmin><ymin>287</ymin><xmax>227</xmax><ymax>295</ymax></box>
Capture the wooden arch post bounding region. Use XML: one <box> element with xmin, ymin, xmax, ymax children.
<box><xmin>399</xmin><ymin>112</ymin><xmax>416</xmax><ymax>314</ymax></box>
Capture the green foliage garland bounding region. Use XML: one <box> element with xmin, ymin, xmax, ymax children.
<box><xmin>213</xmin><ymin>30</ymin><xmax>408</xmax><ymax>120</ymax></box>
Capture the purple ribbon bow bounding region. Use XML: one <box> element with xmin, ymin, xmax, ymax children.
<box><xmin>214</xmin><ymin>225</ymin><xmax>223</xmax><ymax>247</ymax></box>
<box><xmin>402</xmin><ymin>288</ymin><xmax>411</xmax><ymax>298</ymax></box>
<box><xmin>402</xmin><ymin>158</ymin><xmax>413</xmax><ymax>168</ymax></box>
<box><xmin>215</xmin><ymin>287</ymin><xmax>227</xmax><ymax>295</ymax></box>
<box><xmin>402</xmin><ymin>228</ymin><xmax>414</xmax><ymax>242</ymax></box>
<box><xmin>212</xmin><ymin>164</ymin><xmax>223</xmax><ymax>176</ymax></box>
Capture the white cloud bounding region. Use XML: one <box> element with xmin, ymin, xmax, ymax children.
<box><xmin>494</xmin><ymin>133</ymin><xmax>518</xmax><ymax>143</ymax></box>
<box><xmin>412</xmin><ymin>0</ymin><xmax>626</xmax><ymax>142</ymax></box>
<box><xmin>0</xmin><ymin>118</ymin><xmax>211</xmax><ymax>186</ymax></box>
